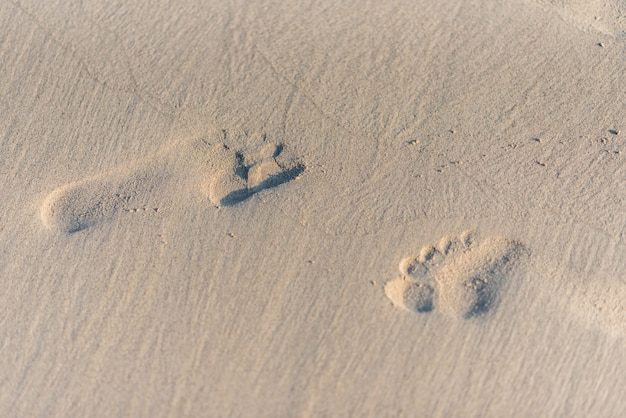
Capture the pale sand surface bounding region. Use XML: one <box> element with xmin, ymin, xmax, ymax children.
<box><xmin>1</xmin><ymin>0</ymin><xmax>625</xmax><ymax>416</ymax></box>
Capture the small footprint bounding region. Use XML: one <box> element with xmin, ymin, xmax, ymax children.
<box><xmin>385</xmin><ymin>233</ymin><xmax>525</xmax><ymax>318</ymax></box>
<box><xmin>41</xmin><ymin>130</ymin><xmax>305</xmax><ymax>233</ymax></box>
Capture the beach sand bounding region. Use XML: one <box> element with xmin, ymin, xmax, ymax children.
<box><xmin>1</xmin><ymin>0</ymin><xmax>625</xmax><ymax>416</ymax></box>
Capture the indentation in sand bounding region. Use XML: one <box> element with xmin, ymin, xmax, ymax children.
<box><xmin>40</xmin><ymin>130</ymin><xmax>305</xmax><ymax>233</ymax></box>
<box><xmin>385</xmin><ymin>233</ymin><xmax>526</xmax><ymax>318</ymax></box>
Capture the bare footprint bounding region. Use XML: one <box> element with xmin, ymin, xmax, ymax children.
<box><xmin>41</xmin><ymin>130</ymin><xmax>305</xmax><ymax>233</ymax></box>
<box><xmin>385</xmin><ymin>233</ymin><xmax>526</xmax><ymax>318</ymax></box>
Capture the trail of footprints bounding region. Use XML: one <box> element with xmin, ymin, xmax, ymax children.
<box><xmin>385</xmin><ymin>233</ymin><xmax>525</xmax><ymax>318</ymax></box>
<box><xmin>41</xmin><ymin>129</ymin><xmax>305</xmax><ymax>233</ymax></box>
<box><xmin>41</xmin><ymin>131</ymin><xmax>522</xmax><ymax>321</ymax></box>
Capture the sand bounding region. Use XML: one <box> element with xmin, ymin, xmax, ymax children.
<box><xmin>1</xmin><ymin>0</ymin><xmax>625</xmax><ymax>416</ymax></box>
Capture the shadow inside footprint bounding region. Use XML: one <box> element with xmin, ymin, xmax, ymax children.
<box><xmin>220</xmin><ymin>162</ymin><xmax>306</xmax><ymax>206</ymax></box>
<box><xmin>460</xmin><ymin>251</ymin><xmax>520</xmax><ymax>318</ymax></box>
<box><xmin>462</xmin><ymin>282</ymin><xmax>492</xmax><ymax>319</ymax></box>
<box><xmin>384</xmin><ymin>279</ymin><xmax>435</xmax><ymax>313</ymax></box>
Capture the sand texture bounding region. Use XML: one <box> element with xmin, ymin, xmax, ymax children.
<box><xmin>1</xmin><ymin>0</ymin><xmax>625</xmax><ymax>416</ymax></box>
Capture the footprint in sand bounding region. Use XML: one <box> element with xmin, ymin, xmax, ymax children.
<box><xmin>385</xmin><ymin>233</ymin><xmax>526</xmax><ymax>318</ymax></box>
<box><xmin>40</xmin><ymin>129</ymin><xmax>305</xmax><ymax>233</ymax></box>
